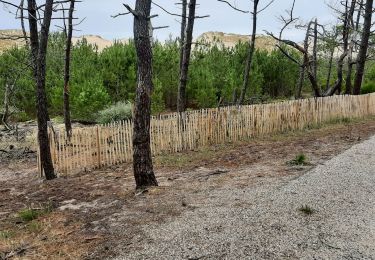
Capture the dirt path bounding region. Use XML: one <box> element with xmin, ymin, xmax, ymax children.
<box><xmin>114</xmin><ymin>135</ymin><xmax>375</xmax><ymax>260</ymax></box>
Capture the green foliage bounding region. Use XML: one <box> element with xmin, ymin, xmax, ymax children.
<box><xmin>152</xmin><ymin>78</ymin><xmax>166</xmax><ymax>114</ymax></box>
<box><xmin>0</xmin><ymin>33</ymin><xmax>334</xmax><ymax>122</ymax></box>
<box><xmin>361</xmin><ymin>82</ymin><xmax>375</xmax><ymax>94</ymax></box>
<box><xmin>299</xmin><ymin>205</ymin><xmax>315</xmax><ymax>215</ymax></box>
<box><xmin>97</xmin><ymin>101</ymin><xmax>133</xmax><ymax>124</ymax></box>
<box><xmin>17</xmin><ymin>203</ymin><xmax>53</xmax><ymax>223</ymax></box>
<box><xmin>0</xmin><ymin>231</ymin><xmax>14</xmax><ymax>239</ymax></box>
<box><xmin>18</xmin><ymin>208</ymin><xmax>40</xmax><ymax>222</ymax></box>
<box><xmin>289</xmin><ymin>153</ymin><xmax>308</xmax><ymax>165</ymax></box>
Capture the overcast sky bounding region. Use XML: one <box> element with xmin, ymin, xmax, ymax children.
<box><xmin>0</xmin><ymin>0</ymin><xmax>338</xmax><ymax>42</ymax></box>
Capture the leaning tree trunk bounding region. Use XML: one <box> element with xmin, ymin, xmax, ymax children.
<box><xmin>28</xmin><ymin>0</ymin><xmax>56</xmax><ymax>180</ymax></box>
<box><xmin>324</xmin><ymin>0</ymin><xmax>356</xmax><ymax>96</ymax></box>
<box><xmin>312</xmin><ymin>19</ymin><xmax>318</xmax><ymax>80</ymax></box>
<box><xmin>2</xmin><ymin>83</ymin><xmax>11</xmax><ymax>129</ymax></box>
<box><xmin>346</xmin><ymin>0</ymin><xmax>363</xmax><ymax>94</ymax></box>
<box><xmin>63</xmin><ymin>0</ymin><xmax>75</xmax><ymax>138</ymax></box>
<box><xmin>177</xmin><ymin>0</ymin><xmax>196</xmax><ymax>113</ymax></box>
<box><xmin>238</xmin><ymin>0</ymin><xmax>259</xmax><ymax>105</ymax></box>
<box><xmin>132</xmin><ymin>0</ymin><xmax>158</xmax><ymax>189</ymax></box>
<box><xmin>353</xmin><ymin>0</ymin><xmax>373</xmax><ymax>95</ymax></box>
<box><xmin>325</xmin><ymin>47</ymin><xmax>335</xmax><ymax>91</ymax></box>
<box><xmin>296</xmin><ymin>21</ymin><xmax>312</xmax><ymax>99</ymax></box>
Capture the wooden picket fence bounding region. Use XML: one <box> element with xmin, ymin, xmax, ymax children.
<box><xmin>38</xmin><ymin>94</ymin><xmax>375</xmax><ymax>176</ymax></box>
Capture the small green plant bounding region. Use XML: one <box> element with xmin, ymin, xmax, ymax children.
<box><xmin>341</xmin><ymin>117</ymin><xmax>351</xmax><ymax>124</ymax></box>
<box><xmin>97</xmin><ymin>101</ymin><xmax>133</xmax><ymax>124</ymax></box>
<box><xmin>361</xmin><ymin>82</ymin><xmax>375</xmax><ymax>94</ymax></box>
<box><xmin>18</xmin><ymin>208</ymin><xmax>40</xmax><ymax>222</ymax></box>
<box><xmin>289</xmin><ymin>153</ymin><xmax>308</xmax><ymax>166</ymax></box>
<box><xmin>0</xmin><ymin>230</ymin><xmax>14</xmax><ymax>239</ymax></box>
<box><xmin>299</xmin><ymin>205</ymin><xmax>315</xmax><ymax>215</ymax></box>
<box><xmin>51</xmin><ymin>116</ymin><xmax>64</xmax><ymax>124</ymax></box>
<box><xmin>17</xmin><ymin>203</ymin><xmax>53</xmax><ymax>222</ymax></box>
<box><xmin>27</xmin><ymin>221</ymin><xmax>43</xmax><ymax>233</ymax></box>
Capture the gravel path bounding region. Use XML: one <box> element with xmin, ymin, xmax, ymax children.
<box><xmin>115</xmin><ymin>136</ymin><xmax>375</xmax><ymax>260</ymax></box>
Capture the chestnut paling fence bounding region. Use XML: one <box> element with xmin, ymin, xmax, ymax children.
<box><xmin>37</xmin><ymin>94</ymin><xmax>375</xmax><ymax>176</ymax></box>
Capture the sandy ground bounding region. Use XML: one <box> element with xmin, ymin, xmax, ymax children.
<box><xmin>0</xmin><ymin>118</ymin><xmax>375</xmax><ymax>259</ymax></box>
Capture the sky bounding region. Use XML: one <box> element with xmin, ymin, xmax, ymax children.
<box><xmin>0</xmin><ymin>0</ymin><xmax>338</xmax><ymax>42</ymax></box>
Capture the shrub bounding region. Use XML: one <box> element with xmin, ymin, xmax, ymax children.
<box><xmin>18</xmin><ymin>208</ymin><xmax>39</xmax><ymax>222</ymax></box>
<box><xmin>299</xmin><ymin>205</ymin><xmax>315</xmax><ymax>215</ymax></box>
<box><xmin>361</xmin><ymin>82</ymin><xmax>375</xmax><ymax>94</ymax></box>
<box><xmin>97</xmin><ymin>101</ymin><xmax>133</xmax><ymax>124</ymax></box>
<box><xmin>289</xmin><ymin>153</ymin><xmax>308</xmax><ymax>166</ymax></box>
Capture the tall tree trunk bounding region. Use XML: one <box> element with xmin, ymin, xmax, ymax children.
<box><xmin>296</xmin><ymin>21</ymin><xmax>312</xmax><ymax>99</ymax></box>
<box><xmin>132</xmin><ymin>0</ymin><xmax>158</xmax><ymax>189</ymax></box>
<box><xmin>325</xmin><ymin>0</ymin><xmax>356</xmax><ymax>96</ymax></box>
<box><xmin>325</xmin><ymin>47</ymin><xmax>335</xmax><ymax>91</ymax></box>
<box><xmin>345</xmin><ymin>0</ymin><xmax>362</xmax><ymax>94</ymax></box>
<box><xmin>353</xmin><ymin>0</ymin><xmax>372</xmax><ymax>95</ymax></box>
<box><xmin>177</xmin><ymin>0</ymin><xmax>196</xmax><ymax>113</ymax></box>
<box><xmin>179</xmin><ymin>0</ymin><xmax>187</xmax><ymax>73</ymax></box>
<box><xmin>64</xmin><ymin>0</ymin><xmax>75</xmax><ymax>138</ymax></box>
<box><xmin>2</xmin><ymin>83</ymin><xmax>10</xmax><ymax>128</ymax></box>
<box><xmin>28</xmin><ymin>0</ymin><xmax>56</xmax><ymax>180</ymax></box>
<box><xmin>312</xmin><ymin>19</ymin><xmax>318</xmax><ymax>80</ymax></box>
<box><xmin>238</xmin><ymin>0</ymin><xmax>259</xmax><ymax>105</ymax></box>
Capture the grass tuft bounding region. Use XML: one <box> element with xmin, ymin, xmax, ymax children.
<box><xmin>299</xmin><ymin>205</ymin><xmax>315</xmax><ymax>215</ymax></box>
<box><xmin>289</xmin><ymin>153</ymin><xmax>308</xmax><ymax>166</ymax></box>
<box><xmin>18</xmin><ymin>208</ymin><xmax>40</xmax><ymax>222</ymax></box>
<box><xmin>17</xmin><ymin>202</ymin><xmax>54</xmax><ymax>222</ymax></box>
<box><xmin>0</xmin><ymin>230</ymin><xmax>14</xmax><ymax>239</ymax></box>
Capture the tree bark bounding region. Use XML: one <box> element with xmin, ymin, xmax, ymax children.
<box><xmin>179</xmin><ymin>0</ymin><xmax>187</xmax><ymax>72</ymax></box>
<box><xmin>296</xmin><ymin>22</ymin><xmax>312</xmax><ymax>99</ymax></box>
<box><xmin>177</xmin><ymin>0</ymin><xmax>196</xmax><ymax>113</ymax></box>
<box><xmin>64</xmin><ymin>0</ymin><xmax>75</xmax><ymax>138</ymax></box>
<box><xmin>325</xmin><ymin>47</ymin><xmax>335</xmax><ymax>91</ymax></box>
<box><xmin>28</xmin><ymin>0</ymin><xmax>56</xmax><ymax>180</ymax></box>
<box><xmin>312</xmin><ymin>19</ymin><xmax>318</xmax><ymax>80</ymax></box>
<box><xmin>353</xmin><ymin>0</ymin><xmax>373</xmax><ymax>95</ymax></box>
<box><xmin>2</xmin><ymin>83</ymin><xmax>10</xmax><ymax>128</ymax></box>
<box><xmin>132</xmin><ymin>0</ymin><xmax>158</xmax><ymax>189</ymax></box>
<box><xmin>238</xmin><ymin>0</ymin><xmax>259</xmax><ymax>105</ymax></box>
<box><xmin>346</xmin><ymin>0</ymin><xmax>361</xmax><ymax>94</ymax></box>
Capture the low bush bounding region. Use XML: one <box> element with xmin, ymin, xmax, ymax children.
<box><xmin>361</xmin><ymin>82</ymin><xmax>375</xmax><ymax>94</ymax></box>
<box><xmin>288</xmin><ymin>153</ymin><xmax>310</xmax><ymax>166</ymax></box>
<box><xmin>97</xmin><ymin>101</ymin><xmax>133</xmax><ymax>124</ymax></box>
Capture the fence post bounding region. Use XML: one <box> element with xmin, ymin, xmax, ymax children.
<box><xmin>96</xmin><ymin>125</ymin><xmax>101</xmax><ymax>168</ymax></box>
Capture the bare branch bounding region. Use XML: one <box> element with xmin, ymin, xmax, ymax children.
<box><xmin>217</xmin><ymin>0</ymin><xmax>249</xmax><ymax>13</ymax></box>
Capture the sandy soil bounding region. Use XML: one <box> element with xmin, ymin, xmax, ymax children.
<box><xmin>0</xmin><ymin>118</ymin><xmax>374</xmax><ymax>259</ymax></box>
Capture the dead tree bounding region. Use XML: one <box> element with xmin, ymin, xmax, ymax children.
<box><xmin>118</xmin><ymin>1</ymin><xmax>158</xmax><ymax>188</ymax></box>
<box><xmin>238</xmin><ymin>0</ymin><xmax>259</xmax><ymax>105</ymax></box>
<box><xmin>323</xmin><ymin>27</ymin><xmax>340</xmax><ymax>92</ymax></box>
<box><xmin>179</xmin><ymin>0</ymin><xmax>187</xmax><ymax>74</ymax></box>
<box><xmin>296</xmin><ymin>22</ymin><xmax>312</xmax><ymax>98</ymax></box>
<box><xmin>63</xmin><ymin>0</ymin><xmax>75</xmax><ymax>138</ymax></box>
<box><xmin>2</xmin><ymin>81</ymin><xmax>16</xmax><ymax>130</ymax></box>
<box><xmin>345</xmin><ymin>0</ymin><xmax>363</xmax><ymax>94</ymax></box>
<box><xmin>312</xmin><ymin>18</ymin><xmax>318</xmax><ymax>80</ymax></box>
<box><xmin>177</xmin><ymin>0</ymin><xmax>196</xmax><ymax>112</ymax></box>
<box><xmin>268</xmin><ymin>0</ymin><xmax>356</xmax><ymax>97</ymax></box>
<box><xmin>353</xmin><ymin>0</ymin><xmax>374</xmax><ymax>95</ymax></box>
